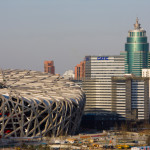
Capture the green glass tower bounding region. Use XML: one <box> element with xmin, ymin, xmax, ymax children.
<box><xmin>121</xmin><ymin>18</ymin><xmax>149</xmax><ymax>76</ymax></box>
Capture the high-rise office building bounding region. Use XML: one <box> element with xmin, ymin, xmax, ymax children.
<box><xmin>44</xmin><ymin>60</ymin><xmax>55</xmax><ymax>74</ymax></box>
<box><xmin>83</xmin><ymin>55</ymin><xmax>125</xmax><ymax>114</ymax></box>
<box><xmin>142</xmin><ymin>68</ymin><xmax>150</xmax><ymax>114</ymax></box>
<box><xmin>121</xmin><ymin>18</ymin><xmax>149</xmax><ymax>76</ymax></box>
<box><xmin>112</xmin><ymin>76</ymin><xmax>149</xmax><ymax>121</ymax></box>
<box><xmin>74</xmin><ymin>61</ymin><xmax>85</xmax><ymax>80</ymax></box>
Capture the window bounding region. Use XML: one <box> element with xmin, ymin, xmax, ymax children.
<box><xmin>132</xmin><ymin>32</ymin><xmax>134</xmax><ymax>36</ymax></box>
<box><xmin>48</xmin><ymin>67</ymin><xmax>51</xmax><ymax>73</ymax></box>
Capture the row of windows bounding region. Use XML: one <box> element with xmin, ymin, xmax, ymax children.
<box><xmin>87</xmin><ymin>63</ymin><xmax>125</xmax><ymax>66</ymax></box>
<box><xmin>86</xmin><ymin>98</ymin><xmax>111</xmax><ymax>100</ymax></box>
<box><xmin>88</xmin><ymin>67</ymin><xmax>125</xmax><ymax>69</ymax></box>
<box><xmin>129</xmin><ymin>31</ymin><xmax>146</xmax><ymax>37</ymax></box>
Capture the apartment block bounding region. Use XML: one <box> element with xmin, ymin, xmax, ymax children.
<box><xmin>44</xmin><ymin>60</ymin><xmax>55</xmax><ymax>75</ymax></box>
<box><xmin>74</xmin><ymin>61</ymin><xmax>85</xmax><ymax>80</ymax></box>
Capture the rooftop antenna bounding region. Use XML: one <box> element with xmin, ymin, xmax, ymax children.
<box><xmin>134</xmin><ymin>17</ymin><xmax>141</xmax><ymax>29</ymax></box>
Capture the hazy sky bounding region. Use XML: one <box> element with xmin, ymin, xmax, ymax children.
<box><xmin>0</xmin><ymin>0</ymin><xmax>150</xmax><ymax>74</ymax></box>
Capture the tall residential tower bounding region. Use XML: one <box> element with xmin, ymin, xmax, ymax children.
<box><xmin>74</xmin><ymin>61</ymin><xmax>85</xmax><ymax>80</ymax></box>
<box><xmin>44</xmin><ymin>60</ymin><xmax>55</xmax><ymax>75</ymax></box>
<box><xmin>121</xmin><ymin>18</ymin><xmax>149</xmax><ymax>76</ymax></box>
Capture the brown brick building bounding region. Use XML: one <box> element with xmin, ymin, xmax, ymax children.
<box><xmin>74</xmin><ymin>61</ymin><xmax>85</xmax><ymax>80</ymax></box>
<box><xmin>44</xmin><ymin>60</ymin><xmax>55</xmax><ymax>75</ymax></box>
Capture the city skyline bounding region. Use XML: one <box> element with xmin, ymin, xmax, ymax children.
<box><xmin>0</xmin><ymin>0</ymin><xmax>150</xmax><ymax>74</ymax></box>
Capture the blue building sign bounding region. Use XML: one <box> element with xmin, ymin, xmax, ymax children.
<box><xmin>97</xmin><ymin>57</ymin><xmax>108</xmax><ymax>60</ymax></box>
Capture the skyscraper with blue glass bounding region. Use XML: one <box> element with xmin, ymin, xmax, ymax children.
<box><xmin>121</xmin><ymin>18</ymin><xmax>149</xmax><ymax>76</ymax></box>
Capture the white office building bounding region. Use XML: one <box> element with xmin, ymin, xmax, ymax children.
<box><xmin>83</xmin><ymin>55</ymin><xmax>125</xmax><ymax>114</ymax></box>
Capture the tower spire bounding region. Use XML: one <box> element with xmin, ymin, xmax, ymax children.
<box><xmin>134</xmin><ymin>17</ymin><xmax>141</xmax><ymax>29</ymax></box>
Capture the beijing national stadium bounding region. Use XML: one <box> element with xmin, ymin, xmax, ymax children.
<box><xmin>0</xmin><ymin>69</ymin><xmax>85</xmax><ymax>138</ymax></box>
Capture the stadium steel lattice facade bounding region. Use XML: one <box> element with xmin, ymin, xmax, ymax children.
<box><xmin>0</xmin><ymin>69</ymin><xmax>85</xmax><ymax>138</ymax></box>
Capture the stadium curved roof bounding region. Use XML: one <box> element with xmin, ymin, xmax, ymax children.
<box><xmin>0</xmin><ymin>69</ymin><xmax>85</xmax><ymax>138</ymax></box>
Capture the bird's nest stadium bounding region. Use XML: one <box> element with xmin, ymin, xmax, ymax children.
<box><xmin>0</xmin><ymin>69</ymin><xmax>85</xmax><ymax>138</ymax></box>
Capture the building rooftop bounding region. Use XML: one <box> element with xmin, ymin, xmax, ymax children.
<box><xmin>0</xmin><ymin>69</ymin><xmax>84</xmax><ymax>105</ymax></box>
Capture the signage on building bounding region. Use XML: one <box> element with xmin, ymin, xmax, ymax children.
<box><xmin>97</xmin><ymin>57</ymin><xmax>108</xmax><ymax>60</ymax></box>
